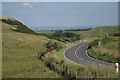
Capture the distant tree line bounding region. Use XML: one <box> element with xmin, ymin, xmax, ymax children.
<box><xmin>41</xmin><ymin>30</ymin><xmax>80</xmax><ymax>42</ymax></box>
<box><xmin>65</xmin><ymin>28</ymin><xmax>92</xmax><ymax>31</ymax></box>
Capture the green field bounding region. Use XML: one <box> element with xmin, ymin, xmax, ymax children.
<box><xmin>1</xmin><ymin>17</ymin><xmax>119</xmax><ymax>78</ymax></box>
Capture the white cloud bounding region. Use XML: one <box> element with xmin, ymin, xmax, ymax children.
<box><xmin>20</xmin><ymin>3</ymin><xmax>34</xmax><ymax>8</ymax></box>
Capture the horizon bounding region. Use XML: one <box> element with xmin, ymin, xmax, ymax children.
<box><xmin>30</xmin><ymin>25</ymin><xmax>118</xmax><ymax>31</ymax></box>
<box><xmin>2</xmin><ymin>2</ymin><xmax>118</xmax><ymax>30</ymax></box>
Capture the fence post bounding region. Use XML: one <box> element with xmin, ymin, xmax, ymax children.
<box><xmin>76</xmin><ymin>70</ymin><xmax>77</xmax><ymax>78</ymax></box>
<box><xmin>67</xmin><ymin>68</ymin><xmax>69</xmax><ymax>76</ymax></box>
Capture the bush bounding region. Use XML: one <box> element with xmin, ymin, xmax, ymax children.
<box><xmin>45</xmin><ymin>41</ymin><xmax>62</xmax><ymax>51</ymax></box>
<box><xmin>89</xmin><ymin>37</ymin><xmax>113</xmax><ymax>47</ymax></box>
<box><xmin>102</xmin><ymin>37</ymin><xmax>113</xmax><ymax>45</ymax></box>
<box><xmin>113</xmin><ymin>33</ymin><xmax>120</xmax><ymax>36</ymax></box>
<box><xmin>89</xmin><ymin>39</ymin><xmax>100</xmax><ymax>47</ymax></box>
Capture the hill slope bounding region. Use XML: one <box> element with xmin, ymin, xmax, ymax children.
<box><xmin>77</xmin><ymin>26</ymin><xmax>118</xmax><ymax>39</ymax></box>
<box><xmin>1</xmin><ymin>17</ymin><xmax>61</xmax><ymax>78</ymax></box>
<box><xmin>0</xmin><ymin>17</ymin><xmax>35</xmax><ymax>34</ymax></box>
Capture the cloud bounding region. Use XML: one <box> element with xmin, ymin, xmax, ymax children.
<box><xmin>20</xmin><ymin>3</ymin><xmax>34</xmax><ymax>8</ymax></box>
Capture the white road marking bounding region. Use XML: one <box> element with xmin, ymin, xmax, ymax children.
<box><xmin>75</xmin><ymin>52</ymin><xmax>76</xmax><ymax>55</ymax></box>
<box><xmin>76</xmin><ymin>55</ymin><xmax>78</xmax><ymax>57</ymax></box>
<box><xmin>75</xmin><ymin>43</ymin><xmax>86</xmax><ymax>61</ymax></box>
<box><xmin>63</xmin><ymin>42</ymin><xmax>114</xmax><ymax>69</ymax></box>
<box><xmin>86</xmin><ymin>61</ymin><xmax>91</xmax><ymax>63</ymax></box>
<box><xmin>79</xmin><ymin>57</ymin><xmax>83</xmax><ymax>60</ymax></box>
<box><xmin>63</xmin><ymin>43</ymin><xmax>84</xmax><ymax>65</ymax></box>
<box><xmin>85</xmin><ymin>45</ymin><xmax>114</xmax><ymax>68</ymax></box>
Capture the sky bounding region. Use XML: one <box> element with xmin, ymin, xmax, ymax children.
<box><xmin>2</xmin><ymin>2</ymin><xmax>118</xmax><ymax>30</ymax></box>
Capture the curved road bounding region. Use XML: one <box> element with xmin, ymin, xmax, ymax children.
<box><xmin>64</xmin><ymin>42</ymin><xmax>114</xmax><ymax>69</ymax></box>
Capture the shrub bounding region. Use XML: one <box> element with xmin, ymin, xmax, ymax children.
<box><xmin>89</xmin><ymin>39</ymin><xmax>100</xmax><ymax>47</ymax></box>
<box><xmin>89</xmin><ymin>37</ymin><xmax>113</xmax><ymax>47</ymax></box>
<box><xmin>45</xmin><ymin>41</ymin><xmax>62</xmax><ymax>51</ymax></box>
<box><xmin>102</xmin><ymin>37</ymin><xmax>113</xmax><ymax>45</ymax></box>
<box><xmin>113</xmin><ymin>33</ymin><xmax>120</xmax><ymax>36</ymax></box>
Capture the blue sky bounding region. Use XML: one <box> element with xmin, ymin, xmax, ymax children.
<box><xmin>2</xmin><ymin>2</ymin><xmax>118</xmax><ymax>30</ymax></box>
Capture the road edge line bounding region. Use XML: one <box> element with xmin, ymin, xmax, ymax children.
<box><xmin>85</xmin><ymin>45</ymin><xmax>114</xmax><ymax>67</ymax></box>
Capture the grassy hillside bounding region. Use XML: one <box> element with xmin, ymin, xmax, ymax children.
<box><xmin>1</xmin><ymin>18</ymin><xmax>62</xmax><ymax>78</ymax></box>
<box><xmin>2</xmin><ymin>17</ymin><xmax>118</xmax><ymax>78</ymax></box>
<box><xmin>82</xmin><ymin>26</ymin><xmax>119</xmax><ymax>63</ymax></box>
<box><xmin>72</xmin><ymin>26</ymin><xmax>118</xmax><ymax>39</ymax></box>
<box><xmin>0</xmin><ymin>17</ymin><xmax>35</xmax><ymax>34</ymax></box>
<box><xmin>87</xmin><ymin>37</ymin><xmax>119</xmax><ymax>63</ymax></box>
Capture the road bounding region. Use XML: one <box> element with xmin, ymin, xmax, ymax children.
<box><xmin>63</xmin><ymin>42</ymin><xmax>115</xmax><ymax>69</ymax></box>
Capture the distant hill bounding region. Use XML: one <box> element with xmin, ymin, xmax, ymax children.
<box><xmin>36</xmin><ymin>26</ymin><xmax>119</xmax><ymax>40</ymax></box>
<box><xmin>0</xmin><ymin>17</ymin><xmax>35</xmax><ymax>34</ymax></box>
<box><xmin>72</xmin><ymin>26</ymin><xmax>119</xmax><ymax>40</ymax></box>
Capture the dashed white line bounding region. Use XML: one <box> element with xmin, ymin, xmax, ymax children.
<box><xmin>76</xmin><ymin>55</ymin><xmax>78</xmax><ymax>57</ymax></box>
<box><xmin>63</xmin><ymin>42</ymin><xmax>114</xmax><ymax>69</ymax></box>
<box><xmin>75</xmin><ymin>52</ymin><xmax>76</xmax><ymax>55</ymax></box>
<box><xmin>85</xmin><ymin>44</ymin><xmax>114</xmax><ymax>68</ymax></box>
<box><xmin>79</xmin><ymin>57</ymin><xmax>83</xmax><ymax>60</ymax></box>
<box><xmin>63</xmin><ymin>43</ymin><xmax>84</xmax><ymax>65</ymax></box>
<box><xmin>86</xmin><ymin>61</ymin><xmax>91</xmax><ymax>63</ymax></box>
<box><xmin>75</xmin><ymin>43</ymin><xmax>86</xmax><ymax>61</ymax></box>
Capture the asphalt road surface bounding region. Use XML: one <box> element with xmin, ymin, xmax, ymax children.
<box><xmin>64</xmin><ymin>42</ymin><xmax>115</xmax><ymax>69</ymax></box>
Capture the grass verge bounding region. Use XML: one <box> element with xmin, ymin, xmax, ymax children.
<box><xmin>87</xmin><ymin>49</ymin><xmax>119</xmax><ymax>63</ymax></box>
<box><xmin>87</xmin><ymin>37</ymin><xmax>119</xmax><ymax>63</ymax></box>
<box><xmin>49</xmin><ymin>40</ymin><xmax>118</xmax><ymax>78</ymax></box>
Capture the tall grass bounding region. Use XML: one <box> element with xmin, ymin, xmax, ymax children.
<box><xmin>87</xmin><ymin>49</ymin><xmax>119</xmax><ymax>63</ymax></box>
<box><xmin>44</xmin><ymin>41</ymin><xmax>118</xmax><ymax>78</ymax></box>
<box><xmin>2</xmin><ymin>22</ymin><xmax>61</xmax><ymax>78</ymax></box>
<box><xmin>88</xmin><ymin>37</ymin><xmax>119</xmax><ymax>63</ymax></box>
